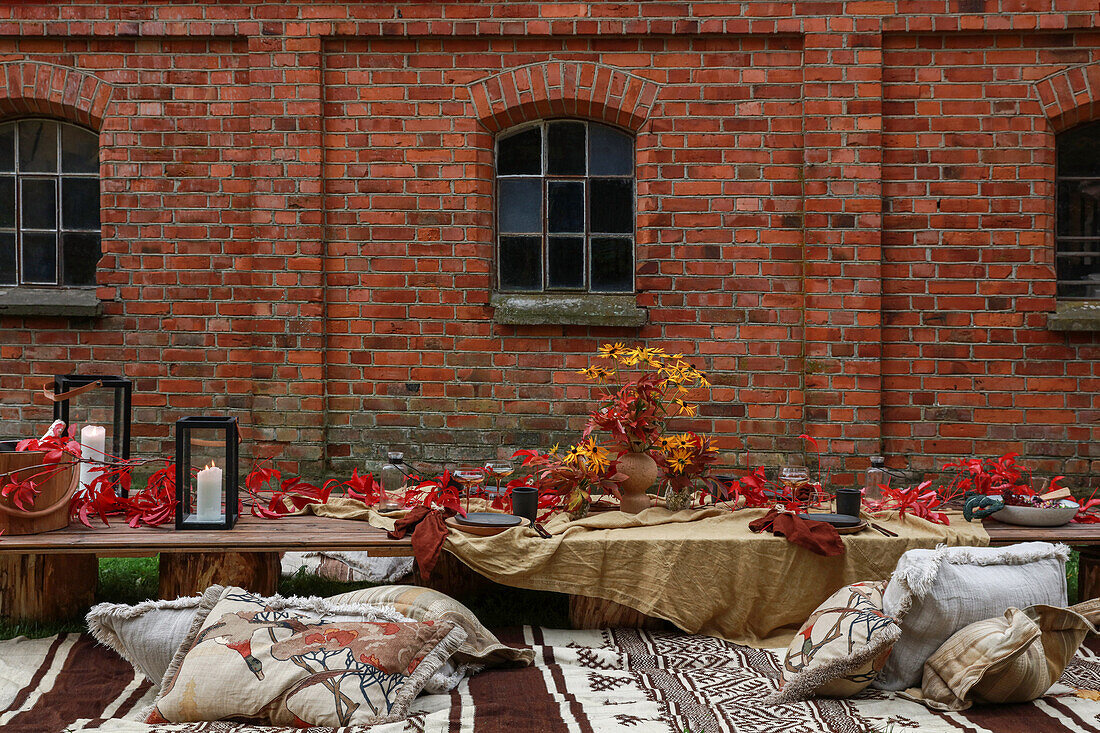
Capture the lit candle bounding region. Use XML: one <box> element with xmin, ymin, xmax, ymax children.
<box><xmin>195</xmin><ymin>462</ymin><xmax>223</xmax><ymax>522</ymax></box>
<box><xmin>78</xmin><ymin>425</ymin><xmax>106</xmax><ymax>492</ymax></box>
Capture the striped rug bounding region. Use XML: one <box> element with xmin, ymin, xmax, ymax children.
<box><xmin>4</xmin><ymin>628</ymin><xmax>1100</xmax><ymax>732</ymax></box>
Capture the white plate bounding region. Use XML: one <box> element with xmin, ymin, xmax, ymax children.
<box><xmin>989</xmin><ymin>494</ymin><xmax>1079</xmax><ymax>527</ymax></box>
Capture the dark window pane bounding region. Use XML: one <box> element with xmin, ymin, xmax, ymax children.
<box><xmin>1058</xmin><ymin>180</ymin><xmax>1100</xmax><ymax>237</ymax></box>
<box><xmin>1058</xmin><ymin>120</ymin><xmax>1100</xmax><ymax>178</ymax></box>
<box><xmin>62</xmin><ymin>232</ymin><xmax>100</xmax><ymax>286</ymax></box>
<box><xmin>498</xmin><ymin>178</ymin><xmax>541</xmax><ymax>233</ymax></box>
<box><xmin>498</xmin><ymin>126</ymin><xmax>541</xmax><ymax>176</ymax></box>
<box><xmin>547</xmin><ymin>181</ymin><xmax>584</xmax><ymax>233</ymax></box>
<box><xmin>62</xmin><ymin>178</ymin><xmax>99</xmax><ymax>230</ymax></box>
<box><xmin>18</xmin><ymin>120</ymin><xmax>57</xmax><ymax>173</ymax></box>
<box><xmin>591</xmin><ymin>237</ymin><xmax>633</xmax><ymax>292</ymax></box>
<box><xmin>61</xmin><ymin>125</ymin><xmax>98</xmax><ymax>174</ymax></box>
<box><xmin>548</xmin><ymin>236</ymin><xmax>584</xmax><ymax>289</ymax></box>
<box><xmin>0</xmin><ymin>123</ymin><xmax>14</xmax><ymax>173</ymax></box>
<box><xmin>547</xmin><ymin>121</ymin><xmax>585</xmax><ymax>175</ymax></box>
<box><xmin>0</xmin><ymin>232</ymin><xmax>13</xmax><ymax>285</ymax></box>
<box><xmin>21</xmin><ymin>231</ymin><xmax>57</xmax><ymax>284</ymax></box>
<box><xmin>499</xmin><ymin>235</ymin><xmax>542</xmax><ymax>290</ymax></box>
<box><xmin>0</xmin><ymin>177</ymin><xmax>13</xmax><ymax>229</ymax></box>
<box><xmin>590</xmin><ymin>178</ymin><xmax>633</xmax><ymax>233</ymax></box>
<box><xmin>22</xmin><ymin>178</ymin><xmax>56</xmax><ymax>229</ymax></box>
<box><xmin>589</xmin><ymin>123</ymin><xmax>633</xmax><ymax>176</ymax></box>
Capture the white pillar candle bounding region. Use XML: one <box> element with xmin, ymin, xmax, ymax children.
<box><xmin>195</xmin><ymin>462</ymin><xmax>223</xmax><ymax>522</ymax></box>
<box><xmin>78</xmin><ymin>425</ymin><xmax>106</xmax><ymax>492</ymax></box>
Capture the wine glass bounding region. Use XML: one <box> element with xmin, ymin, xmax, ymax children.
<box><xmin>779</xmin><ymin>465</ymin><xmax>811</xmax><ymax>508</ymax></box>
<box><xmin>453</xmin><ymin>466</ymin><xmax>485</xmax><ymax>512</ymax></box>
<box><xmin>484</xmin><ymin>460</ymin><xmax>515</xmax><ymax>498</ymax></box>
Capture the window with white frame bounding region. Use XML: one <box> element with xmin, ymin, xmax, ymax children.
<box><xmin>496</xmin><ymin>120</ymin><xmax>635</xmax><ymax>293</ymax></box>
<box><xmin>0</xmin><ymin>119</ymin><xmax>100</xmax><ymax>288</ymax></box>
<box><xmin>1056</xmin><ymin>119</ymin><xmax>1100</xmax><ymax>299</ymax></box>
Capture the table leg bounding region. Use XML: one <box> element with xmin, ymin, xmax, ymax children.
<box><xmin>158</xmin><ymin>551</ymin><xmax>280</xmax><ymax>600</ymax></box>
<box><xmin>1079</xmin><ymin>548</ymin><xmax>1100</xmax><ymax>601</ymax></box>
<box><xmin>0</xmin><ymin>553</ymin><xmax>98</xmax><ymax>622</ymax></box>
<box><xmin>568</xmin><ymin>594</ymin><xmax>670</xmax><ymax>630</ymax></box>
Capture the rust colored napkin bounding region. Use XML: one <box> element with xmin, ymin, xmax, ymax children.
<box><xmin>388</xmin><ymin>505</ymin><xmax>450</xmax><ymax>578</ymax></box>
<box><xmin>748</xmin><ymin>508</ymin><xmax>845</xmax><ymax>557</ymax></box>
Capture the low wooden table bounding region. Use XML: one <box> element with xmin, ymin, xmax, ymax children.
<box><xmin>984</xmin><ymin>517</ymin><xmax>1100</xmax><ymax>599</ymax></box>
<box><xmin>0</xmin><ymin>514</ymin><xmax>412</xmax><ymax>621</ymax></box>
<box><xmin>2</xmin><ymin>514</ymin><xmax>1096</xmax><ymax>625</ymax></box>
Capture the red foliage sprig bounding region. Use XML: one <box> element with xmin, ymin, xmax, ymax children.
<box><xmin>243</xmin><ymin>462</ymin><xmax>333</xmax><ymax>518</ymax></box>
<box><xmin>943</xmin><ymin>453</ymin><xmax>1035</xmax><ymax>499</ymax></box>
<box><xmin>865</xmin><ymin>480</ymin><xmax>950</xmax><ymax>526</ymax></box>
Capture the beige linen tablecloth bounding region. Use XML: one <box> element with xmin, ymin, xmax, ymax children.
<box><xmin>304</xmin><ymin>499</ymin><xmax>988</xmax><ymax>648</ymax></box>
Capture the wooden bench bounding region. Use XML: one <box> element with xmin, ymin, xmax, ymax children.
<box><xmin>1</xmin><ymin>514</ymin><xmax>1097</xmax><ymax>624</ymax></box>
<box><xmin>0</xmin><ymin>514</ymin><xmax>412</xmax><ymax>621</ymax></box>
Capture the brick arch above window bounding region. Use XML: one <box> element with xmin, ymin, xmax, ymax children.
<box><xmin>1033</xmin><ymin>62</ymin><xmax>1100</xmax><ymax>134</ymax></box>
<box><xmin>467</xmin><ymin>62</ymin><xmax>661</xmax><ymax>133</ymax></box>
<box><xmin>0</xmin><ymin>62</ymin><xmax>114</xmax><ymax>131</ymax></box>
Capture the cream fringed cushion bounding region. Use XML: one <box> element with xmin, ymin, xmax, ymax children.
<box><xmin>875</xmin><ymin>542</ymin><xmax>1070</xmax><ymax>691</ymax></box>
<box><xmin>767</xmin><ymin>580</ymin><xmax>900</xmax><ymax>704</ymax></box>
<box><xmin>146</xmin><ymin>585</ymin><xmax>467</xmax><ymax>727</ymax></box>
<box><xmin>916</xmin><ymin>599</ymin><xmax>1100</xmax><ymax>710</ymax></box>
<box><xmin>86</xmin><ymin>597</ymin><xmax>204</xmax><ymax>686</ymax></box>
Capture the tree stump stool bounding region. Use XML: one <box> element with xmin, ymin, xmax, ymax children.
<box><xmin>0</xmin><ymin>553</ymin><xmax>98</xmax><ymax>622</ymax></box>
<box><xmin>1078</xmin><ymin>547</ymin><xmax>1100</xmax><ymax>601</ymax></box>
<box><xmin>568</xmin><ymin>594</ymin><xmax>671</xmax><ymax>630</ymax></box>
<box><xmin>159</xmin><ymin>551</ymin><xmax>280</xmax><ymax>600</ymax></box>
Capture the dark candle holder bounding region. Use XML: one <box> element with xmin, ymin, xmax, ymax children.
<box><xmin>174</xmin><ymin>416</ymin><xmax>239</xmax><ymax>530</ymax></box>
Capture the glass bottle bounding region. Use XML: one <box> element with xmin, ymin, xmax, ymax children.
<box><xmin>379</xmin><ymin>452</ymin><xmax>405</xmax><ymax>512</ymax></box>
<box><xmin>864</xmin><ymin>455</ymin><xmax>887</xmax><ymax>502</ymax></box>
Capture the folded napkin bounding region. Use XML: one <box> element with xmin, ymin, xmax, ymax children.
<box><xmin>387</xmin><ymin>505</ymin><xmax>451</xmax><ymax>578</ymax></box>
<box><xmin>748</xmin><ymin>507</ymin><xmax>845</xmax><ymax>557</ymax></box>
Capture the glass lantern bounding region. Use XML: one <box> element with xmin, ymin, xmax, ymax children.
<box><xmin>52</xmin><ymin>374</ymin><xmax>133</xmax><ymax>497</ymax></box>
<box><xmin>174</xmin><ymin>416</ymin><xmax>239</xmax><ymax>530</ymax></box>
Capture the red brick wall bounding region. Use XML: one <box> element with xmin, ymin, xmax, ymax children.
<box><xmin>0</xmin><ymin>1</ymin><xmax>1095</xmax><ymax>490</ymax></box>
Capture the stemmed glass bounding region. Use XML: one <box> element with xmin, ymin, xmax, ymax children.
<box><xmin>453</xmin><ymin>466</ymin><xmax>485</xmax><ymax>513</ymax></box>
<box><xmin>484</xmin><ymin>460</ymin><xmax>515</xmax><ymax>498</ymax></box>
<box><xmin>779</xmin><ymin>465</ymin><xmax>811</xmax><ymax>509</ymax></box>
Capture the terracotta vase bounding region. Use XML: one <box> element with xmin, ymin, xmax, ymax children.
<box><xmin>617</xmin><ymin>451</ymin><xmax>658</xmax><ymax>514</ymax></box>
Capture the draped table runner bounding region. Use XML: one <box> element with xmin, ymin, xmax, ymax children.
<box><xmin>303</xmin><ymin>500</ymin><xmax>988</xmax><ymax>648</ymax></box>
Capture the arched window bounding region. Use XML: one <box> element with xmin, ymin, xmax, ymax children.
<box><xmin>1056</xmin><ymin>119</ymin><xmax>1100</xmax><ymax>299</ymax></box>
<box><xmin>496</xmin><ymin>120</ymin><xmax>634</xmax><ymax>293</ymax></box>
<box><xmin>0</xmin><ymin>119</ymin><xmax>100</xmax><ymax>288</ymax></box>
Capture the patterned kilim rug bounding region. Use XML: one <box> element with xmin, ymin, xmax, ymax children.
<box><xmin>3</xmin><ymin>627</ymin><xmax>1100</xmax><ymax>732</ymax></box>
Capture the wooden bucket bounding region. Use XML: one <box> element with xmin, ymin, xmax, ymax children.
<box><xmin>0</xmin><ymin>451</ymin><xmax>78</xmax><ymax>535</ymax></box>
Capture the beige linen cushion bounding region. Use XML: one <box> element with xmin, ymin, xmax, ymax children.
<box><xmin>768</xmin><ymin>580</ymin><xmax>900</xmax><ymax>704</ymax></box>
<box><xmin>86</xmin><ymin>597</ymin><xmax>205</xmax><ymax>686</ymax></box>
<box><xmin>875</xmin><ymin>542</ymin><xmax>1069</xmax><ymax>691</ymax></box>
<box><xmin>915</xmin><ymin>599</ymin><xmax>1100</xmax><ymax>710</ymax></box>
<box><xmin>146</xmin><ymin>585</ymin><xmax>467</xmax><ymax>727</ymax></box>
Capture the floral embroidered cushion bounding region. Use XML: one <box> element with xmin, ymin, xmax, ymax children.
<box><xmin>768</xmin><ymin>580</ymin><xmax>901</xmax><ymax>703</ymax></box>
<box><xmin>146</xmin><ymin>585</ymin><xmax>467</xmax><ymax>727</ymax></box>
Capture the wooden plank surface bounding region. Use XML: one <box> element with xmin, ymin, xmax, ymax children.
<box><xmin>983</xmin><ymin>518</ymin><xmax>1100</xmax><ymax>545</ymax></box>
<box><xmin>0</xmin><ymin>512</ymin><xmax>1093</xmax><ymax>557</ymax></box>
<box><xmin>0</xmin><ymin>514</ymin><xmax>413</xmax><ymax>557</ymax></box>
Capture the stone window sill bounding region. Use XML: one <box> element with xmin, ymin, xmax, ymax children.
<box><xmin>1047</xmin><ymin>302</ymin><xmax>1100</xmax><ymax>331</ymax></box>
<box><xmin>490</xmin><ymin>292</ymin><xmax>647</xmax><ymax>327</ymax></box>
<box><xmin>0</xmin><ymin>287</ymin><xmax>102</xmax><ymax>317</ymax></box>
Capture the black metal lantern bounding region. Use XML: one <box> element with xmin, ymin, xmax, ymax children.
<box><xmin>175</xmin><ymin>416</ymin><xmax>239</xmax><ymax>530</ymax></box>
<box><xmin>52</xmin><ymin>374</ymin><xmax>133</xmax><ymax>496</ymax></box>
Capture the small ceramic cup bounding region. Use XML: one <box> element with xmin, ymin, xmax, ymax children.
<box><xmin>836</xmin><ymin>487</ymin><xmax>862</xmax><ymax>518</ymax></box>
<box><xmin>511</xmin><ymin>486</ymin><xmax>539</xmax><ymax>522</ymax></box>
